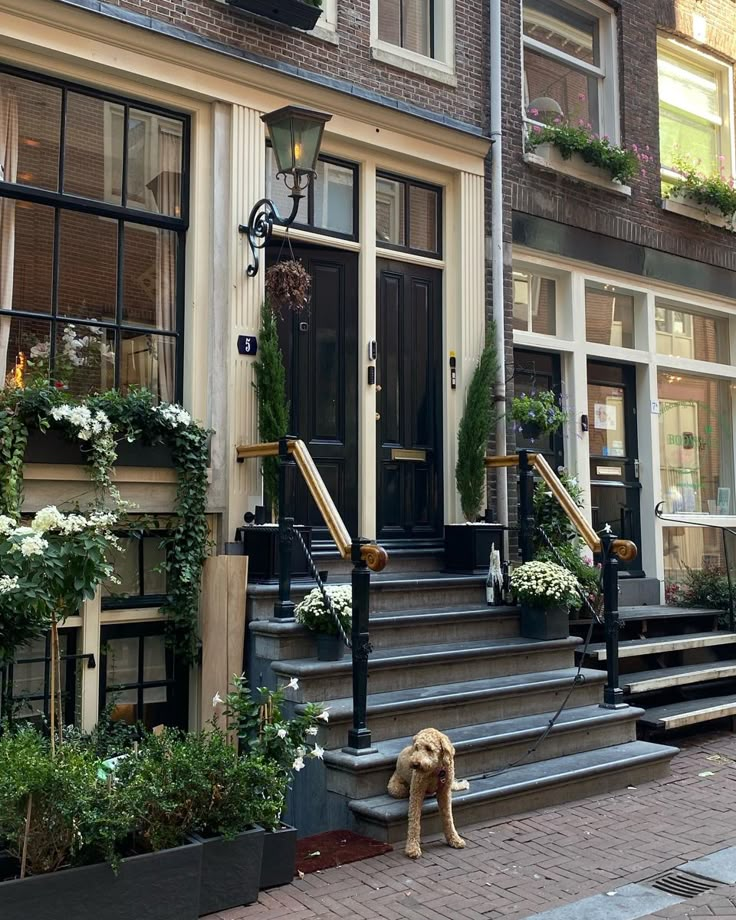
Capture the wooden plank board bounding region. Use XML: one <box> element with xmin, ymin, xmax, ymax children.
<box><xmin>641</xmin><ymin>695</ymin><xmax>736</xmax><ymax>730</ymax></box>
<box><xmin>624</xmin><ymin>661</ymin><xmax>736</xmax><ymax>694</ymax></box>
<box><xmin>585</xmin><ymin>632</ymin><xmax>736</xmax><ymax>661</ymax></box>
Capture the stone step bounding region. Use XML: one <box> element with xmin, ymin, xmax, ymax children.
<box><xmin>582</xmin><ymin>631</ymin><xmax>736</xmax><ymax>661</ymax></box>
<box><xmin>250</xmin><ymin>606</ymin><xmax>519</xmax><ymax>661</ymax></box>
<box><xmin>297</xmin><ymin>668</ymin><xmax>607</xmax><ymax>745</ymax></box>
<box><xmin>623</xmin><ymin>660</ymin><xmax>736</xmax><ymax>695</ymax></box>
<box><xmin>618</xmin><ymin>605</ymin><xmax>723</xmax><ymax>622</ymax></box>
<box><xmin>349</xmin><ymin>740</ymin><xmax>679</xmax><ymax>843</ymax></box>
<box><xmin>310</xmin><ymin>547</ymin><xmax>445</xmax><ymax>576</ymax></box>
<box><xmin>275</xmin><ymin>635</ymin><xmax>581</xmax><ymax>701</ymax></box>
<box><xmin>248</xmin><ymin>572</ymin><xmax>486</xmax><ymax>621</ymax></box>
<box><xmin>323</xmin><ymin>704</ymin><xmax>642</xmax><ymax>798</ymax></box>
<box><xmin>640</xmin><ymin>695</ymin><xmax>736</xmax><ymax>731</ymax></box>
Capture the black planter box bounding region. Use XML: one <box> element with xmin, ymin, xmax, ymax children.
<box><xmin>236</xmin><ymin>524</ymin><xmax>312</xmax><ymax>582</ymax></box>
<box><xmin>24</xmin><ymin>428</ymin><xmax>174</xmax><ymax>468</ymax></box>
<box><xmin>520</xmin><ymin>604</ymin><xmax>569</xmax><ymax>640</ymax></box>
<box><xmin>193</xmin><ymin>826</ymin><xmax>264</xmax><ymax>915</ymax></box>
<box><xmin>0</xmin><ymin>840</ymin><xmax>202</xmax><ymax>920</ymax></box>
<box><xmin>260</xmin><ymin>824</ymin><xmax>297</xmax><ymax>889</ymax></box>
<box><xmin>444</xmin><ymin>524</ymin><xmax>505</xmax><ymax>574</ymax></box>
<box><xmin>226</xmin><ymin>0</ymin><xmax>321</xmax><ymax>29</ymax></box>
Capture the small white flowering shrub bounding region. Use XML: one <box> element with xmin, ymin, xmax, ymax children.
<box><xmin>295</xmin><ymin>584</ymin><xmax>352</xmax><ymax>636</ymax></box>
<box><xmin>510</xmin><ymin>560</ymin><xmax>581</xmax><ymax>610</ymax></box>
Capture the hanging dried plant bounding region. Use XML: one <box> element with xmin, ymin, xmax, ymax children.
<box><xmin>265</xmin><ymin>259</ymin><xmax>311</xmax><ymax>313</ymax></box>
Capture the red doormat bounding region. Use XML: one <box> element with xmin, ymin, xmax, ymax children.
<box><xmin>296</xmin><ymin>830</ymin><xmax>392</xmax><ymax>874</ymax></box>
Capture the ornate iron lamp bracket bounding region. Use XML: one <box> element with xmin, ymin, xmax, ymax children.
<box><xmin>238</xmin><ymin>190</ymin><xmax>303</xmax><ymax>277</ymax></box>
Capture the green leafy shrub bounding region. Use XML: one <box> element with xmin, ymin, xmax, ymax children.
<box><xmin>667</xmin><ymin>564</ymin><xmax>732</xmax><ymax>611</ymax></box>
<box><xmin>455</xmin><ymin>333</ymin><xmax>498</xmax><ymax>521</ymax></box>
<box><xmin>666</xmin><ymin>154</ymin><xmax>736</xmax><ymax>229</ymax></box>
<box><xmin>526</xmin><ymin>118</ymin><xmax>643</xmax><ymax>184</ymax></box>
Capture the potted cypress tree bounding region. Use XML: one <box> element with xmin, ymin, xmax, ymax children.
<box><xmin>446</xmin><ymin>333</ymin><xmax>505</xmax><ymax>573</ymax></box>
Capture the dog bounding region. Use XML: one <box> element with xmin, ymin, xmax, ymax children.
<box><xmin>387</xmin><ymin>727</ymin><xmax>469</xmax><ymax>859</ymax></box>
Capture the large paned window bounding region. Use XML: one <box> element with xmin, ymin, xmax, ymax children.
<box><xmin>585</xmin><ymin>282</ymin><xmax>635</xmax><ymax>348</ymax></box>
<box><xmin>101</xmin><ymin>531</ymin><xmax>169</xmax><ymax>609</ymax></box>
<box><xmin>657</xmin><ymin>41</ymin><xmax>733</xmax><ymax>179</ymax></box>
<box><xmin>378</xmin><ymin>0</ymin><xmax>433</xmax><ymax>57</ymax></box>
<box><xmin>373</xmin><ymin>0</ymin><xmax>453</xmax><ymax>70</ymax></box>
<box><xmin>655</xmin><ymin>303</ymin><xmax>728</xmax><ymax>363</ymax></box>
<box><xmin>3</xmin><ymin>631</ymin><xmax>78</xmax><ymax>726</ymax></box>
<box><xmin>523</xmin><ymin>0</ymin><xmax>617</xmax><ymax>139</ymax></box>
<box><xmin>513</xmin><ymin>271</ymin><xmax>556</xmax><ymax>335</ymax></box>
<box><xmin>376</xmin><ymin>173</ymin><xmax>441</xmax><ymax>257</ymax></box>
<box><xmin>0</xmin><ymin>67</ymin><xmax>189</xmax><ymax>400</ymax></box>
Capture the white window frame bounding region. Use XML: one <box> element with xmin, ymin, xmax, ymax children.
<box><xmin>657</xmin><ymin>37</ymin><xmax>736</xmax><ymax>183</ymax></box>
<box><xmin>370</xmin><ymin>0</ymin><xmax>456</xmax><ymax>85</ymax></box>
<box><xmin>521</xmin><ymin>0</ymin><xmax>620</xmax><ymax>144</ymax></box>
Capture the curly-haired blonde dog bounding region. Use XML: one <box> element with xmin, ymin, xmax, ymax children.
<box><xmin>387</xmin><ymin>727</ymin><xmax>469</xmax><ymax>859</ymax></box>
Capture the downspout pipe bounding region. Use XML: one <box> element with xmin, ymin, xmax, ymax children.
<box><xmin>489</xmin><ymin>0</ymin><xmax>508</xmax><ymax>535</ymax></box>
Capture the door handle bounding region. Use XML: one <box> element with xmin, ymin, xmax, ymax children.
<box><xmin>634</xmin><ymin>459</ymin><xmax>640</xmax><ymax>480</ymax></box>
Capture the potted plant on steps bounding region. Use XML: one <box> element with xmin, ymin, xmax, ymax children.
<box><xmin>295</xmin><ymin>584</ymin><xmax>352</xmax><ymax>660</ymax></box>
<box><xmin>510</xmin><ymin>560</ymin><xmax>581</xmax><ymax>640</ymax></box>
<box><xmin>446</xmin><ymin>333</ymin><xmax>504</xmax><ymax>573</ymax></box>
<box><xmin>510</xmin><ymin>389</ymin><xmax>566</xmax><ymax>442</ymax></box>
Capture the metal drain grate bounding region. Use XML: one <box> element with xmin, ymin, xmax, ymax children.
<box><xmin>650</xmin><ymin>871</ymin><xmax>719</xmax><ymax>899</ymax></box>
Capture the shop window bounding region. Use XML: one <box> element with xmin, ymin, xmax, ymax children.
<box><xmin>523</xmin><ymin>0</ymin><xmax>618</xmax><ymax>139</ymax></box>
<box><xmin>99</xmin><ymin>622</ymin><xmax>187</xmax><ymax>730</ymax></box>
<box><xmin>3</xmin><ymin>631</ymin><xmax>78</xmax><ymax>726</ymax></box>
<box><xmin>585</xmin><ymin>282</ymin><xmax>635</xmax><ymax>348</ymax></box>
<box><xmin>657</xmin><ymin>41</ymin><xmax>733</xmax><ymax>180</ymax></box>
<box><xmin>658</xmin><ymin>371</ymin><xmax>733</xmax><ymax>516</ymax></box>
<box><xmin>266</xmin><ymin>149</ymin><xmax>357</xmax><ymax>240</ymax></box>
<box><xmin>101</xmin><ymin>532</ymin><xmax>168</xmax><ymax>609</ymax></box>
<box><xmin>655</xmin><ymin>303</ymin><xmax>728</xmax><ymax>364</ymax></box>
<box><xmin>513</xmin><ymin>271</ymin><xmax>556</xmax><ymax>335</ymax></box>
<box><xmin>376</xmin><ymin>173</ymin><xmax>441</xmax><ymax>257</ymax></box>
<box><xmin>0</xmin><ymin>66</ymin><xmax>188</xmax><ymax>400</ymax></box>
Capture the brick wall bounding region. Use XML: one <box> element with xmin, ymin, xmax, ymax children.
<box><xmin>95</xmin><ymin>0</ymin><xmax>488</xmax><ymax>130</ymax></box>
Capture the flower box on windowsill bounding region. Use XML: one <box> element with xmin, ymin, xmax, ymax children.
<box><xmin>662</xmin><ymin>194</ymin><xmax>734</xmax><ymax>231</ymax></box>
<box><xmin>524</xmin><ymin>144</ymin><xmax>632</xmax><ymax>197</ymax></box>
<box><xmin>226</xmin><ymin>0</ymin><xmax>322</xmax><ymax>30</ymax></box>
<box><xmin>23</xmin><ymin>427</ymin><xmax>175</xmax><ymax>468</ymax></box>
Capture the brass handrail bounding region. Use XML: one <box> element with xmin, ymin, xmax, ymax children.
<box><xmin>236</xmin><ymin>439</ymin><xmax>389</xmax><ymax>572</ymax></box>
<box><xmin>484</xmin><ymin>453</ymin><xmax>637</xmax><ymax>562</ymax></box>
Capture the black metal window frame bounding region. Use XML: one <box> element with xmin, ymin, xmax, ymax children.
<box><xmin>99</xmin><ymin>621</ymin><xmax>188</xmax><ymax>729</ymax></box>
<box><xmin>267</xmin><ymin>146</ymin><xmax>360</xmax><ymax>242</ymax></box>
<box><xmin>0</xmin><ymin>62</ymin><xmax>191</xmax><ymax>401</ymax></box>
<box><xmin>379</xmin><ymin>0</ymin><xmax>436</xmax><ymax>59</ymax></box>
<box><xmin>513</xmin><ymin>348</ymin><xmax>565</xmax><ymax>472</ymax></box>
<box><xmin>101</xmin><ymin>529</ymin><xmax>170</xmax><ymax>611</ymax></box>
<box><xmin>375</xmin><ymin>170</ymin><xmax>443</xmax><ymax>259</ymax></box>
<box><xmin>3</xmin><ymin>629</ymin><xmax>78</xmax><ymax>725</ymax></box>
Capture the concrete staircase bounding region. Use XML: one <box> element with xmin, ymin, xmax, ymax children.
<box><xmin>247</xmin><ymin>558</ymin><xmax>678</xmax><ymax>840</ymax></box>
<box><xmin>575</xmin><ymin>606</ymin><xmax>736</xmax><ymax>735</ymax></box>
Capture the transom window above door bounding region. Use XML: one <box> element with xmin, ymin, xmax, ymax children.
<box><xmin>265</xmin><ymin>148</ymin><xmax>358</xmax><ymax>240</ymax></box>
<box><xmin>523</xmin><ymin>0</ymin><xmax>618</xmax><ymax>140</ymax></box>
<box><xmin>376</xmin><ymin>173</ymin><xmax>441</xmax><ymax>257</ymax></box>
<box><xmin>0</xmin><ymin>66</ymin><xmax>188</xmax><ymax>400</ymax></box>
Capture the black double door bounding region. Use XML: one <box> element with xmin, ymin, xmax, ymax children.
<box><xmin>376</xmin><ymin>259</ymin><xmax>443</xmax><ymax>542</ymax></box>
<box><xmin>272</xmin><ymin>245</ymin><xmax>359</xmax><ymax>543</ymax></box>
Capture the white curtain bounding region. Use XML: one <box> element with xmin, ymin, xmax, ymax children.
<box><xmin>155</xmin><ymin>128</ymin><xmax>180</xmax><ymax>403</ymax></box>
<box><xmin>0</xmin><ymin>90</ymin><xmax>19</xmax><ymax>388</ymax></box>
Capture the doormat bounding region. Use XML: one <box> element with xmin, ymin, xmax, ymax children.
<box><xmin>296</xmin><ymin>830</ymin><xmax>392</xmax><ymax>874</ymax></box>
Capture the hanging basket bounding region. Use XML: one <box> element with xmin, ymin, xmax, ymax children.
<box><xmin>265</xmin><ymin>259</ymin><xmax>311</xmax><ymax>314</ymax></box>
<box><xmin>519</xmin><ymin>421</ymin><xmax>543</xmax><ymax>441</ymax></box>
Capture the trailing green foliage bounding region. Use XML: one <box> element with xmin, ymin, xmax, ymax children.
<box><xmin>455</xmin><ymin>331</ymin><xmax>498</xmax><ymax>521</ymax></box>
<box><xmin>526</xmin><ymin>120</ymin><xmax>644</xmax><ymax>184</ymax></box>
<box><xmin>666</xmin><ymin>154</ymin><xmax>736</xmax><ymax>229</ymax></box>
<box><xmin>253</xmin><ymin>300</ymin><xmax>290</xmax><ymax>518</ymax></box>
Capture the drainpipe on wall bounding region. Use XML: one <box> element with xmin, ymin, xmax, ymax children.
<box><xmin>489</xmin><ymin>0</ymin><xmax>508</xmax><ymax>536</ymax></box>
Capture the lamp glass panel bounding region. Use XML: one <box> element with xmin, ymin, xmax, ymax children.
<box><xmin>290</xmin><ymin>118</ymin><xmax>325</xmax><ymax>173</ymax></box>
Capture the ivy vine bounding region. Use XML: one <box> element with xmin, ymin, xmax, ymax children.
<box><xmin>0</xmin><ymin>385</ymin><xmax>210</xmax><ymax>664</ymax></box>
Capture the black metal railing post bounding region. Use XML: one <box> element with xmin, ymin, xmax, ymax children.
<box><xmin>518</xmin><ymin>450</ymin><xmax>535</xmax><ymax>563</ymax></box>
<box><xmin>600</xmin><ymin>530</ymin><xmax>626</xmax><ymax>708</ymax></box>
<box><xmin>274</xmin><ymin>437</ymin><xmax>295</xmax><ymax>619</ymax></box>
<box><xmin>345</xmin><ymin>538</ymin><xmax>375</xmax><ymax>754</ymax></box>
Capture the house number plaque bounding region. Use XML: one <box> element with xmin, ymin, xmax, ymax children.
<box><xmin>237</xmin><ymin>335</ymin><xmax>258</xmax><ymax>355</ymax></box>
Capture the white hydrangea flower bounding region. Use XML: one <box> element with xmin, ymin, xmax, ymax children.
<box><xmin>19</xmin><ymin>534</ymin><xmax>49</xmax><ymax>557</ymax></box>
<box><xmin>0</xmin><ymin>514</ymin><xmax>17</xmax><ymax>536</ymax></box>
<box><xmin>154</xmin><ymin>403</ymin><xmax>192</xmax><ymax>428</ymax></box>
<box><xmin>32</xmin><ymin>506</ymin><xmax>65</xmax><ymax>534</ymax></box>
<box><xmin>0</xmin><ymin>575</ymin><xmax>19</xmax><ymax>595</ymax></box>
<box><xmin>306</xmin><ymin>726</ymin><xmax>318</xmax><ymax>736</ymax></box>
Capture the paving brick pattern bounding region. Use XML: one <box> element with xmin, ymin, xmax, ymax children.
<box><xmin>205</xmin><ymin>731</ymin><xmax>736</xmax><ymax>920</ymax></box>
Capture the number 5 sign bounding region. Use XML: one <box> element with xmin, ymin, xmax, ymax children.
<box><xmin>237</xmin><ymin>335</ymin><xmax>258</xmax><ymax>356</ymax></box>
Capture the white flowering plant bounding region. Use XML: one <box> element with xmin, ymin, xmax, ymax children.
<box><xmin>510</xmin><ymin>560</ymin><xmax>581</xmax><ymax>610</ymax></box>
<box><xmin>221</xmin><ymin>674</ymin><xmax>327</xmax><ymax>826</ymax></box>
<box><xmin>295</xmin><ymin>584</ymin><xmax>352</xmax><ymax>636</ymax></box>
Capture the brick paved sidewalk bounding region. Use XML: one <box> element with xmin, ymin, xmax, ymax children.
<box><xmin>207</xmin><ymin>731</ymin><xmax>736</xmax><ymax>920</ymax></box>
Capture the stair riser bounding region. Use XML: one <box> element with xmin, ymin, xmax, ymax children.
<box><xmin>313</xmin><ymin>680</ymin><xmax>606</xmax><ymax>746</ymax></box>
<box><xmin>326</xmin><ymin>719</ymin><xmax>639</xmax><ymax>798</ymax></box>
<box><xmin>253</xmin><ymin>615</ymin><xmax>521</xmax><ymax>661</ymax></box>
<box><xmin>311</xmin><ymin>555</ymin><xmax>444</xmax><ymax>576</ymax></box>
<box><xmin>352</xmin><ymin>757</ymin><xmax>672</xmax><ymax>843</ymax></box>
<box><xmin>284</xmin><ymin>648</ymin><xmax>575</xmax><ymax>701</ymax></box>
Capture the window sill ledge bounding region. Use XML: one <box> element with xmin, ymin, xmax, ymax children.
<box><xmin>523</xmin><ymin>147</ymin><xmax>632</xmax><ymax>198</ymax></box>
<box><xmin>661</xmin><ymin>197</ymin><xmax>734</xmax><ymax>231</ymax></box>
<box><xmin>370</xmin><ymin>44</ymin><xmax>457</xmax><ymax>86</ymax></box>
<box><xmin>306</xmin><ymin>22</ymin><xmax>338</xmax><ymax>44</ymax></box>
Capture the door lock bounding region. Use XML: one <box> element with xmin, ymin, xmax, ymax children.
<box><xmin>376</xmin><ymin>384</ymin><xmax>382</xmax><ymax>392</ymax></box>
<box><xmin>375</xmin><ymin>412</ymin><xmax>381</xmax><ymax>421</ymax></box>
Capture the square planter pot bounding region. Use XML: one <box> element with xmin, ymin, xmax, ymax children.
<box><xmin>193</xmin><ymin>826</ymin><xmax>264</xmax><ymax>915</ymax></box>
<box><xmin>316</xmin><ymin>632</ymin><xmax>345</xmax><ymax>661</ymax></box>
<box><xmin>260</xmin><ymin>824</ymin><xmax>297</xmax><ymax>890</ymax></box>
<box><xmin>226</xmin><ymin>0</ymin><xmax>321</xmax><ymax>30</ymax></box>
<box><xmin>520</xmin><ymin>604</ymin><xmax>569</xmax><ymax>640</ymax></box>
<box><xmin>444</xmin><ymin>523</ymin><xmax>505</xmax><ymax>574</ymax></box>
<box><xmin>0</xmin><ymin>840</ymin><xmax>202</xmax><ymax>920</ymax></box>
<box><xmin>235</xmin><ymin>524</ymin><xmax>312</xmax><ymax>582</ymax></box>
